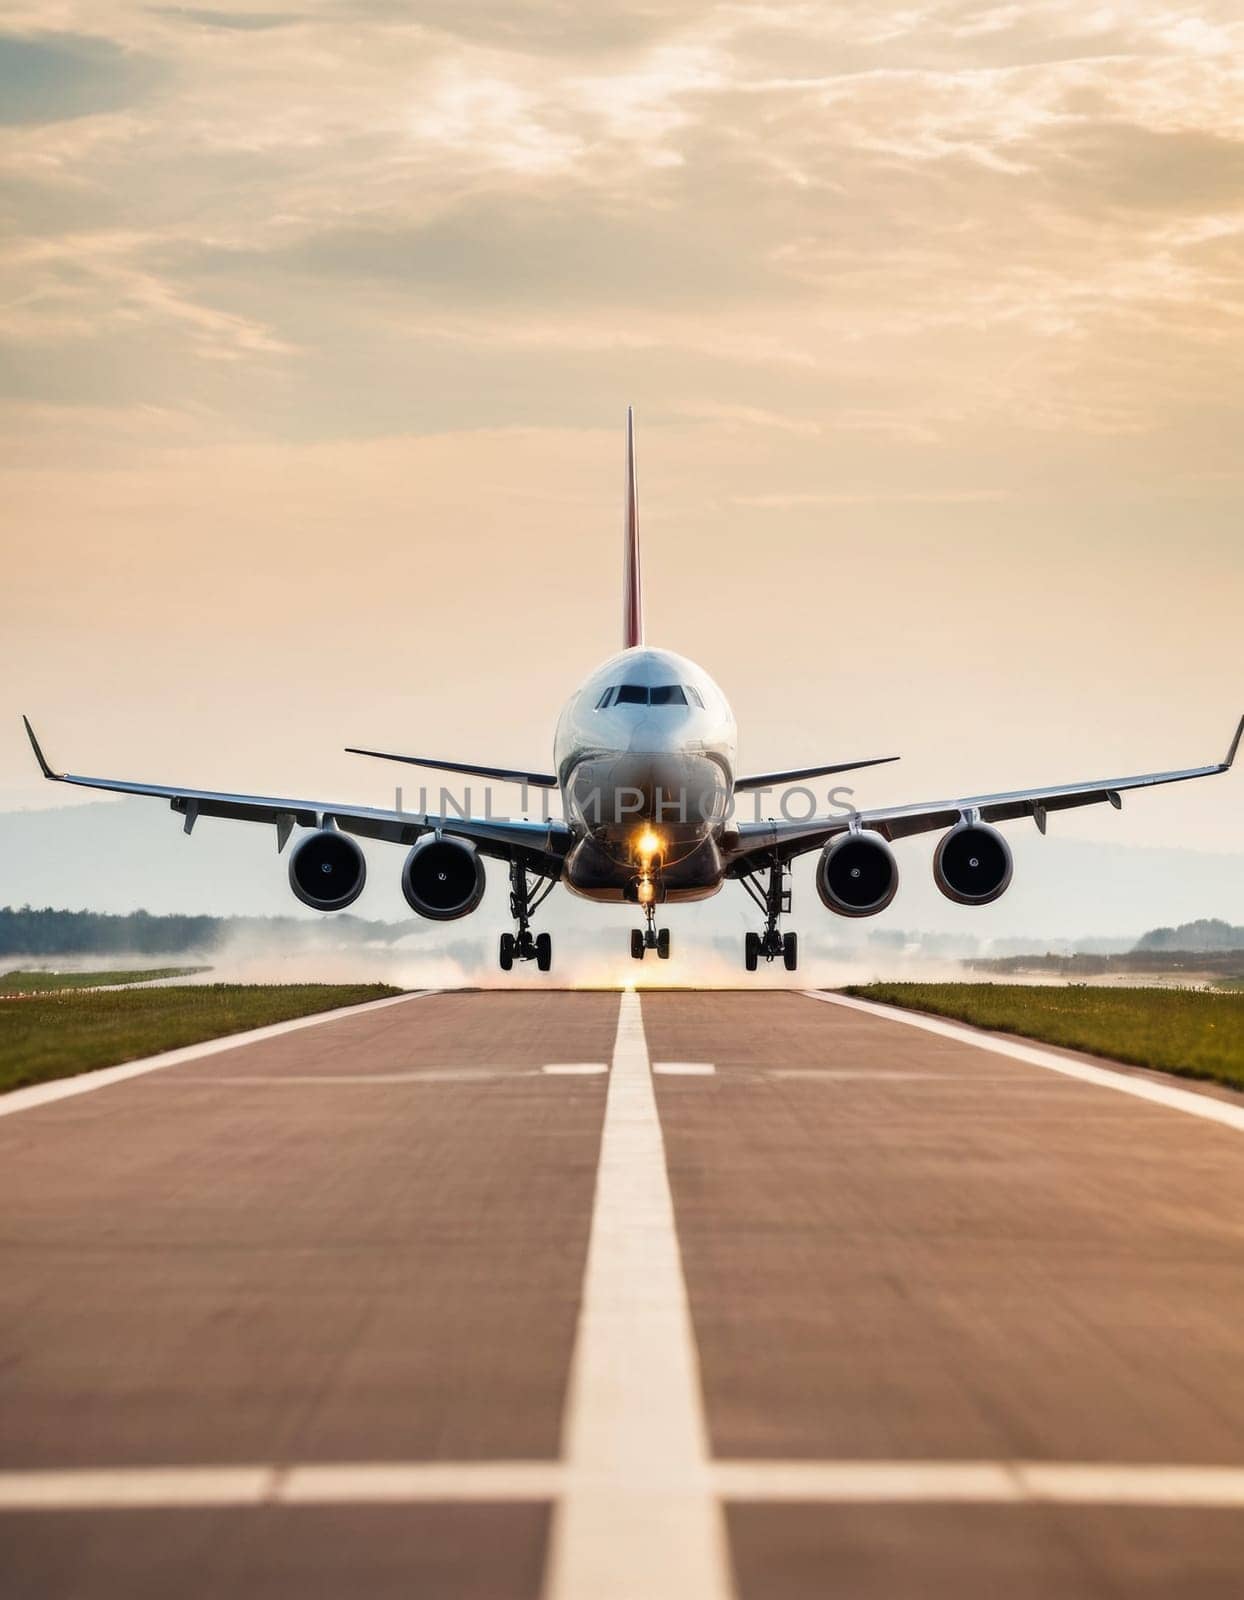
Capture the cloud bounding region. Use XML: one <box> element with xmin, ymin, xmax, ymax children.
<box><xmin>1</xmin><ymin>0</ymin><xmax>1243</xmax><ymax>453</ymax></box>
<box><xmin>151</xmin><ymin>8</ymin><xmax>310</xmax><ymax>30</ymax></box>
<box><xmin>1032</xmin><ymin>121</ymin><xmax>1244</xmax><ymax>213</ymax></box>
<box><xmin>192</xmin><ymin>190</ymin><xmax>787</xmax><ymax>310</ymax></box>
<box><xmin>0</xmin><ymin>32</ymin><xmax>164</xmax><ymax>125</ymax></box>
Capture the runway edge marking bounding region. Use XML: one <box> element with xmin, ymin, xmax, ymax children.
<box><xmin>542</xmin><ymin>990</ymin><xmax>735</xmax><ymax>1600</ymax></box>
<box><xmin>0</xmin><ymin>990</ymin><xmax>440</xmax><ymax>1118</ymax></box>
<box><xmin>803</xmin><ymin>990</ymin><xmax>1244</xmax><ymax>1133</ymax></box>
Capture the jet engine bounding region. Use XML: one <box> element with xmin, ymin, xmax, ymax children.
<box><xmin>288</xmin><ymin>828</ymin><xmax>367</xmax><ymax>911</ymax></box>
<box><xmin>816</xmin><ymin>832</ymin><xmax>899</xmax><ymax>918</ymax></box>
<box><xmin>401</xmin><ymin>835</ymin><xmax>486</xmax><ymax>921</ymax></box>
<box><xmin>933</xmin><ymin>820</ymin><xmax>1013</xmax><ymax>905</ymax></box>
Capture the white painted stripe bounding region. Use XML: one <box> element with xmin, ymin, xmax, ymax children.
<box><xmin>804</xmin><ymin>991</ymin><xmax>1244</xmax><ymax>1133</ymax></box>
<box><xmin>654</xmin><ymin>1061</ymin><xmax>717</xmax><ymax>1076</ymax></box>
<box><xmin>542</xmin><ymin>1063</ymin><xmax>609</xmax><ymax>1076</ymax></box>
<box><xmin>9</xmin><ymin>1459</ymin><xmax>1244</xmax><ymax>1512</ymax></box>
<box><xmin>171</xmin><ymin>1063</ymin><xmax>605</xmax><ymax>1084</ymax></box>
<box><xmin>0</xmin><ymin>1466</ymin><xmax>276</xmax><ymax>1510</ymax></box>
<box><xmin>543</xmin><ymin>991</ymin><xmax>733</xmax><ymax>1600</ymax></box>
<box><xmin>183</xmin><ymin>1070</ymin><xmax>508</xmax><ymax>1085</ymax></box>
<box><xmin>1015</xmin><ymin>1463</ymin><xmax>1244</xmax><ymax>1506</ymax></box>
<box><xmin>714</xmin><ymin>1460</ymin><xmax>1244</xmax><ymax>1506</ymax></box>
<box><xmin>769</xmin><ymin>1070</ymin><xmax>1059</xmax><ymax>1083</ymax></box>
<box><xmin>0</xmin><ymin>991</ymin><xmax>439</xmax><ymax>1118</ymax></box>
<box><xmin>282</xmin><ymin>1461</ymin><xmax>564</xmax><ymax>1502</ymax></box>
<box><xmin>714</xmin><ymin>1460</ymin><xmax>1018</xmax><ymax>1502</ymax></box>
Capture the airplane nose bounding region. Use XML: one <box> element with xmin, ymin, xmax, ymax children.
<box><xmin>625</xmin><ymin>710</ymin><xmax>692</xmax><ymax>755</ymax></box>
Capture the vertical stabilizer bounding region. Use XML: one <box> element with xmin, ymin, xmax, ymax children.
<box><xmin>622</xmin><ymin>406</ymin><xmax>643</xmax><ymax>648</ymax></box>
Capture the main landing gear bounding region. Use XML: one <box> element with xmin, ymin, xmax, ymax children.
<box><xmin>498</xmin><ymin>858</ymin><xmax>556</xmax><ymax>972</ymax></box>
<box><xmin>739</xmin><ymin>855</ymin><xmax>798</xmax><ymax>972</ymax></box>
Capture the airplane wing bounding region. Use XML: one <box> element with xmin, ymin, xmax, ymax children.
<box><xmin>734</xmin><ymin>755</ymin><xmax>899</xmax><ymax>791</ymax></box>
<box><xmin>22</xmin><ymin>718</ymin><xmax>571</xmax><ymax>869</ymax></box>
<box><xmin>345</xmin><ymin>746</ymin><xmax>558</xmax><ymax>789</ymax></box>
<box><xmin>726</xmin><ymin>714</ymin><xmax>1243</xmax><ymax>869</ymax></box>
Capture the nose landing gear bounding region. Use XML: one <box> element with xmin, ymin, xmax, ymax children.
<box><xmin>630</xmin><ymin>906</ymin><xmax>671</xmax><ymax>960</ymax></box>
<box><xmin>627</xmin><ymin>839</ymin><xmax>671</xmax><ymax>960</ymax></box>
<box><xmin>498</xmin><ymin>857</ymin><xmax>556</xmax><ymax>971</ymax></box>
<box><xmin>739</xmin><ymin>855</ymin><xmax>799</xmax><ymax>971</ymax></box>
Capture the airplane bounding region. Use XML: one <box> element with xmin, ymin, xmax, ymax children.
<box><xmin>23</xmin><ymin>409</ymin><xmax>1242</xmax><ymax>973</ymax></box>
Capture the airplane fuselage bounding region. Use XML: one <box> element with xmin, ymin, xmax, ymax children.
<box><xmin>553</xmin><ymin>646</ymin><xmax>737</xmax><ymax>902</ymax></box>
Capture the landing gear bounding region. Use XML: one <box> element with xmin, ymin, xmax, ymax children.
<box><xmin>499</xmin><ymin>857</ymin><xmax>556</xmax><ymax>971</ymax></box>
<box><xmin>739</xmin><ymin>855</ymin><xmax>799</xmax><ymax>971</ymax></box>
<box><xmin>630</xmin><ymin>906</ymin><xmax>672</xmax><ymax>960</ymax></box>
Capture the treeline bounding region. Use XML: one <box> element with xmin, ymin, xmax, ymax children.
<box><xmin>0</xmin><ymin>906</ymin><xmax>406</xmax><ymax>957</ymax></box>
<box><xmin>969</xmin><ymin>949</ymin><xmax>1244</xmax><ymax>979</ymax></box>
<box><xmin>1134</xmin><ymin>919</ymin><xmax>1244</xmax><ymax>953</ymax></box>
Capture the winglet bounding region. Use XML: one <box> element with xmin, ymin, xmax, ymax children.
<box><xmin>622</xmin><ymin>405</ymin><xmax>643</xmax><ymax>649</ymax></box>
<box><xmin>22</xmin><ymin>716</ymin><xmax>62</xmax><ymax>781</ymax></box>
<box><xmin>1224</xmin><ymin>713</ymin><xmax>1244</xmax><ymax>770</ymax></box>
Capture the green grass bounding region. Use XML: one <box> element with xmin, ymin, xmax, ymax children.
<box><xmin>843</xmin><ymin>983</ymin><xmax>1244</xmax><ymax>1090</ymax></box>
<box><xmin>0</xmin><ymin>967</ymin><xmax>208</xmax><ymax>995</ymax></box>
<box><xmin>0</xmin><ymin>983</ymin><xmax>403</xmax><ymax>1094</ymax></box>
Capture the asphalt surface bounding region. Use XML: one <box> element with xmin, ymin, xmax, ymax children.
<box><xmin>3</xmin><ymin>988</ymin><xmax>1244</xmax><ymax>1597</ymax></box>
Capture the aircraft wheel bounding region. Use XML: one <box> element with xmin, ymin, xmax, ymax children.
<box><xmin>744</xmin><ymin>931</ymin><xmax>759</xmax><ymax>972</ymax></box>
<box><xmin>783</xmin><ymin>931</ymin><xmax>799</xmax><ymax>972</ymax></box>
<box><xmin>499</xmin><ymin>932</ymin><xmax>515</xmax><ymax>971</ymax></box>
<box><xmin>631</xmin><ymin>929</ymin><xmax>646</xmax><ymax>960</ymax></box>
<box><xmin>657</xmin><ymin>928</ymin><xmax>671</xmax><ymax>960</ymax></box>
<box><xmin>535</xmin><ymin>932</ymin><xmax>552</xmax><ymax>972</ymax></box>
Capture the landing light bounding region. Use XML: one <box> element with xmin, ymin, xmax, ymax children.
<box><xmin>636</xmin><ymin>827</ymin><xmax>662</xmax><ymax>862</ymax></box>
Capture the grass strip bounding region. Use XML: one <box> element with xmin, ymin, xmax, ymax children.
<box><xmin>842</xmin><ymin>982</ymin><xmax>1244</xmax><ymax>1091</ymax></box>
<box><xmin>0</xmin><ymin>967</ymin><xmax>208</xmax><ymax>994</ymax></box>
<box><xmin>0</xmin><ymin>983</ymin><xmax>403</xmax><ymax>1094</ymax></box>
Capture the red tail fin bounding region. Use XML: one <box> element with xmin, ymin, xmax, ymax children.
<box><xmin>622</xmin><ymin>406</ymin><xmax>643</xmax><ymax>648</ymax></box>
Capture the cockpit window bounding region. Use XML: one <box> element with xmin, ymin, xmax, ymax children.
<box><xmin>601</xmin><ymin>683</ymin><xmax>701</xmax><ymax>708</ymax></box>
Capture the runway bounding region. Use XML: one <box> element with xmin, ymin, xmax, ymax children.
<box><xmin>2</xmin><ymin>989</ymin><xmax>1244</xmax><ymax>1598</ymax></box>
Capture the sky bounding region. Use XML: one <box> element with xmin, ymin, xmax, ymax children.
<box><xmin>0</xmin><ymin>0</ymin><xmax>1241</xmax><ymax>956</ymax></box>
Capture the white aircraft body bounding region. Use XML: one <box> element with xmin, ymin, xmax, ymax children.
<box><xmin>24</xmin><ymin>411</ymin><xmax>1241</xmax><ymax>972</ymax></box>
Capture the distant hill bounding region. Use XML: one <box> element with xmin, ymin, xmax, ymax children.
<box><xmin>1134</xmin><ymin>919</ymin><xmax>1244</xmax><ymax>953</ymax></box>
<box><xmin>0</xmin><ymin>906</ymin><xmax>408</xmax><ymax>958</ymax></box>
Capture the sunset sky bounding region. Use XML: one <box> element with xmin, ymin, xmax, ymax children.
<box><xmin>1</xmin><ymin>1</ymin><xmax>1241</xmax><ymax>942</ymax></box>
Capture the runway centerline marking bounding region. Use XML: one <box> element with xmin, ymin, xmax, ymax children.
<box><xmin>10</xmin><ymin>1459</ymin><xmax>1244</xmax><ymax>1511</ymax></box>
<box><xmin>542</xmin><ymin>1063</ymin><xmax>609</xmax><ymax>1075</ymax></box>
<box><xmin>653</xmin><ymin>1061</ymin><xmax>717</xmax><ymax>1076</ymax></box>
<box><xmin>804</xmin><ymin>990</ymin><xmax>1244</xmax><ymax>1134</ymax></box>
<box><xmin>0</xmin><ymin>990</ymin><xmax>440</xmax><ymax>1118</ymax></box>
<box><xmin>542</xmin><ymin>990</ymin><xmax>734</xmax><ymax>1600</ymax></box>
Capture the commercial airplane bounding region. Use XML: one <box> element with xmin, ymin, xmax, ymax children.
<box><xmin>23</xmin><ymin>411</ymin><xmax>1241</xmax><ymax>972</ymax></box>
